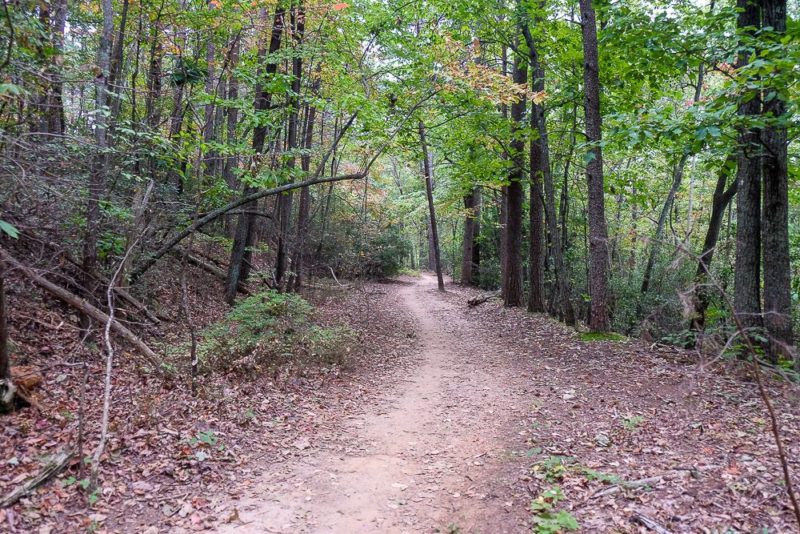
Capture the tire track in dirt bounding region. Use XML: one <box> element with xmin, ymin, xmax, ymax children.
<box><xmin>214</xmin><ymin>274</ymin><xmax>531</xmax><ymax>533</ymax></box>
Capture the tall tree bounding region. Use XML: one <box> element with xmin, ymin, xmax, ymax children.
<box><xmin>275</xmin><ymin>1</ymin><xmax>305</xmax><ymax>287</ymax></box>
<box><xmin>225</xmin><ymin>5</ymin><xmax>286</xmax><ymax>304</ymax></box>
<box><xmin>691</xmin><ymin>155</ymin><xmax>737</xmax><ymax>334</ymax></box>
<box><xmin>521</xmin><ymin>15</ymin><xmax>545</xmax><ymax>313</ymax></box>
<box><xmin>760</xmin><ymin>0</ymin><xmax>793</xmax><ymax>361</ymax></box>
<box><xmin>502</xmin><ymin>48</ymin><xmax>527</xmax><ymax>307</ymax></box>
<box><xmin>419</xmin><ymin>120</ymin><xmax>444</xmax><ymax>291</ymax></box>
<box><xmin>292</xmin><ymin>97</ymin><xmax>318</xmax><ymax>290</ymax></box>
<box><xmin>579</xmin><ymin>0</ymin><xmax>610</xmax><ymax>331</ymax></box>
<box><xmin>461</xmin><ymin>187</ymin><xmax>480</xmax><ymax>285</ymax></box>
<box><xmin>733</xmin><ymin>0</ymin><xmax>763</xmax><ymax>333</ymax></box>
<box><xmin>81</xmin><ymin>0</ymin><xmax>114</xmax><ymax>330</ymax></box>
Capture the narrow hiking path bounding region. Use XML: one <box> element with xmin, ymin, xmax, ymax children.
<box><xmin>216</xmin><ymin>273</ymin><xmax>532</xmax><ymax>533</ymax></box>
<box><xmin>213</xmin><ymin>274</ymin><xmax>800</xmax><ymax>533</ymax></box>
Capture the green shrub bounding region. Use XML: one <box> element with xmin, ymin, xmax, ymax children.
<box><xmin>193</xmin><ymin>291</ymin><xmax>353</xmax><ymax>373</ymax></box>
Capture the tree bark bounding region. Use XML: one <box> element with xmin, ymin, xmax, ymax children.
<box><xmin>419</xmin><ymin>121</ymin><xmax>444</xmax><ymax>291</ymax></box>
<box><xmin>461</xmin><ymin>188</ymin><xmax>479</xmax><ymax>285</ymax></box>
<box><xmin>293</xmin><ymin>100</ymin><xmax>317</xmax><ymax>290</ymax></box>
<box><xmin>733</xmin><ymin>0</ymin><xmax>763</xmax><ymax>333</ymax></box>
<box><xmin>502</xmin><ymin>50</ymin><xmax>527</xmax><ymax>307</ymax></box>
<box><xmin>760</xmin><ymin>0</ymin><xmax>793</xmax><ymax>362</ymax></box>
<box><xmin>522</xmin><ymin>21</ymin><xmax>547</xmax><ymax>313</ymax></box>
<box><xmin>45</xmin><ymin>0</ymin><xmax>67</xmax><ymax>135</ymax></box>
<box><xmin>0</xmin><ymin>267</ymin><xmax>11</xmax><ymax>411</ymax></box>
<box><xmin>276</xmin><ymin>2</ymin><xmax>305</xmax><ymax>288</ymax></box>
<box><xmin>579</xmin><ymin>0</ymin><xmax>610</xmax><ymax>331</ymax></box>
<box><xmin>691</xmin><ymin>155</ymin><xmax>737</xmax><ymax>333</ymax></box>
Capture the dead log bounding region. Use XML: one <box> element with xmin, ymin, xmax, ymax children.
<box><xmin>0</xmin><ymin>248</ymin><xmax>160</xmax><ymax>368</ymax></box>
<box><xmin>18</xmin><ymin>229</ymin><xmax>164</xmax><ymax>324</ymax></box>
<box><xmin>171</xmin><ymin>249</ymin><xmax>252</xmax><ymax>296</ymax></box>
<box><xmin>0</xmin><ymin>449</ymin><xmax>73</xmax><ymax>507</ymax></box>
<box><xmin>467</xmin><ymin>292</ymin><xmax>500</xmax><ymax>307</ymax></box>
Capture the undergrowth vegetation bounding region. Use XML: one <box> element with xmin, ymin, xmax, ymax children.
<box><xmin>171</xmin><ymin>291</ymin><xmax>354</xmax><ymax>375</ymax></box>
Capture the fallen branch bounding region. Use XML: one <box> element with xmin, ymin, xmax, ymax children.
<box><xmin>130</xmin><ymin>173</ymin><xmax>366</xmax><ymax>282</ymax></box>
<box><xmin>18</xmin><ymin>229</ymin><xmax>163</xmax><ymax>324</ymax></box>
<box><xmin>632</xmin><ymin>512</ymin><xmax>673</xmax><ymax>534</ymax></box>
<box><xmin>0</xmin><ymin>449</ymin><xmax>73</xmax><ymax>507</ymax></box>
<box><xmin>0</xmin><ymin>248</ymin><xmax>160</xmax><ymax>368</ymax></box>
<box><xmin>591</xmin><ymin>475</ymin><xmax>664</xmax><ymax>499</ymax></box>
<box><xmin>468</xmin><ymin>292</ymin><xmax>500</xmax><ymax>307</ymax></box>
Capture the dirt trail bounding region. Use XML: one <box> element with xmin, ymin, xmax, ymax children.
<box><xmin>216</xmin><ymin>274</ymin><xmax>531</xmax><ymax>533</ymax></box>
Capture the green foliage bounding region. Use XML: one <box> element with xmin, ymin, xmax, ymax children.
<box><xmin>189</xmin><ymin>430</ymin><xmax>218</xmax><ymax>448</ymax></box>
<box><xmin>530</xmin><ymin>486</ymin><xmax>579</xmax><ymax>533</ymax></box>
<box><xmin>192</xmin><ymin>291</ymin><xmax>353</xmax><ymax>373</ymax></box>
<box><xmin>621</xmin><ymin>415</ymin><xmax>645</xmax><ymax>431</ymax></box>
<box><xmin>0</xmin><ymin>220</ymin><xmax>19</xmax><ymax>239</ymax></box>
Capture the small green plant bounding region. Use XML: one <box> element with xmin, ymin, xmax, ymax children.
<box><xmin>189</xmin><ymin>430</ymin><xmax>218</xmax><ymax>447</ymax></box>
<box><xmin>87</xmin><ymin>488</ymin><xmax>101</xmax><ymax>506</ymax></box>
<box><xmin>622</xmin><ymin>415</ymin><xmax>645</xmax><ymax>431</ymax></box>
<box><xmin>581</xmin><ymin>468</ymin><xmax>620</xmax><ymax>484</ymax></box>
<box><xmin>62</xmin><ymin>476</ymin><xmax>91</xmax><ymax>490</ymax></box>
<box><xmin>530</xmin><ymin>486</ymin><xmax>579</xmax><ymax>533</ymax></box>
<box><xmin>533</xmin><ymin>456</ymin><xmax>576</xmax><ymax>482</ymax></box>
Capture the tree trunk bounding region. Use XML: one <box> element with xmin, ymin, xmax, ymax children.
<box><xmin>472</xmin><ymin>188</ymin><xmax>481</xmax><ymax>283</ymax></box>
<box><xmin>461</xmin><ymin>188</ymin><xmax>479</xmax><ymax>285</ymax></box>
<box><xmin>419</xmin><ymin>121</ymin><xmax>444</xmax><ymax>291</ymax></box>
<box><xmin>640</xmin><ymin>153</ymin><xmax>689</xmax><ymax>294</ymax></box>
<box><xmin>0</xmin><ymin>268</ymin><xmax>12</xmax><ymax>411</ymax></box>
<box><xmin>760</xmin><ymin>0</ymin><xmax>793</xmax><ymax>362</ymax></box>
<box><xmin>107</xmin><ymin>0</ymin><xmax>129</xmax><ymax>126</ymax></box>
<box><xmin>502</xmin><ymin>49</ymin><xmax>526</xmax><ymax>307</ymax></box>
<box><xmin>522</xmin><ymin>22</ymin><xmax>547</xmax><ymax>313</ymax></box>
<box><xmin>81</xmin><ymin>0</ymin><xmax>114</xmax><ymax>331</ymax></box>
<box><xmin>558</xmin><ymin>103</ymin><xmax>577</xmax><ymax>325</ymax></box>
<box><xmin>275</xmin><ymin>2</ymin><xmax>304</xmax><ymax>288</ymax></box>
<box><xmin>223</xmin><ymin>38</ymin><xmax>240</xmax><ymax>192</ymax></box>
<box><xmin>579</xmin><ymin>0</ymin><xmax>610</xmax><ymax>331</ymax></box>
<box><xmin>292</xmin><ymin>99</ymin><xmax>317</xmax><ymax>291</ymax></box>
<box><xmin>46</xmin><ymin>0</ymin><xmax>67</xmax><ymax>135</ymax></box>
<box><xmin>225</xmin><ymin>5</ymin><xmax>286</xmax><ymax>304</ymax></box>
<box><xmin>733</xmin><ymin>0</ymin><xmax>763</xmax><ymax>333</ymax></box>
<box><xmin>690</xmin><ymin>155</ymin><xmax>736</xmax><ymax>333</ymax></box>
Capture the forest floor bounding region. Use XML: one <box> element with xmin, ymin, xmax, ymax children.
<box><xmin>211</xmin><ymin>273</ymin><xmax>800</xmax><ymax>533</ymax></box>
<box><xmin>3</xmin><ymin>272</ymin><xmax>800</xmax><ymax>533</ymax></box>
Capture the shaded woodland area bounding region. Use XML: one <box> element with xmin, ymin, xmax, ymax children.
<box><xmin>0</xmin><ymin>0</ymin><xmax>799</xmax><ymax>531</ymax></box>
